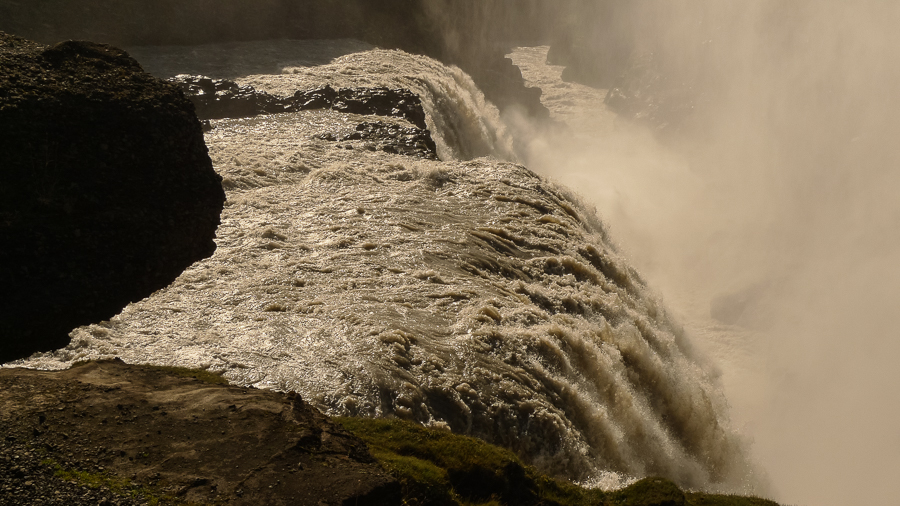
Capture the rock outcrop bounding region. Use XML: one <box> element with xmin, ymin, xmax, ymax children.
<box><xmin>170</xmin><ymin>75</ymin><xmax>429</xmax><ymax>129</ymax></box>
<box><xmin>170</xmin><ymin>75</ymin><xmax>439</xmax><ymax>159</ymax></box>
<box><xmin>0</xmin><ymin>360</ymin><xmax>400</xmax><ymax>505</ymax></box>
<box><xmin>0</xmin><ymin>33</ymin><xmax>225</xmax><ymax>363</ymax></box>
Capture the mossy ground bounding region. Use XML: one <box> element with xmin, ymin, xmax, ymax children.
<box><xmin>41</xmin><ymin>457</ymin><xmax>180</xmax><ymax>506</ymax></box>
<box><xmin>336</xmin><ymin>417</ymin><xmax>780</xmax><ymax>506</ymax></box>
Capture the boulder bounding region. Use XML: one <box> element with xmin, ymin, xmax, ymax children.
<box><xmin>0</xmin><ymin>33</ymin><xmax>225</xmax><ymax>363</ymax></box>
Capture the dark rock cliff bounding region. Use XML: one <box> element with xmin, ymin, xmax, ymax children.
<box><xmin>0</xmin><ymin>33</ymin><xmax>225</xmax><ymax>362</ymax></box>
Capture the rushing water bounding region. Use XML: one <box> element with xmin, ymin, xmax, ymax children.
<box><xmin>9</xmin><ymin>41</ymin><xmax>762</xmax><ymax>494</ymax></box>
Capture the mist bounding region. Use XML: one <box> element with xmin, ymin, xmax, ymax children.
<box><xmin>505</xmin><ymin>2</ymin><xmax>900</xmax><ymax>505</ymax></box>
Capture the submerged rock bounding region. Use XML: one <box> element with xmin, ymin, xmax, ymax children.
<box><xmin>0</xmin><ymin>33</ymin><xmax>225</xmax><ymax>363</ymax></box>
<box><xmin>317</xmin><ymin>121</ymin><xmax>438</xmax><ymax>160</ymax></box>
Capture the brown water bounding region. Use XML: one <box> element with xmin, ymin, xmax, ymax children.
<box><xmin>9</xmin><ymin>41</ymin><xmax>761</xmax><ymax>494</ymax></box>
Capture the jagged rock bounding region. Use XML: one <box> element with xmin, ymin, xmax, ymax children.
<box><xmin>0</xmin><ymin>33</ymin><xmax>225</xmax><ymax>363</ymax></box>
<box><xmin>317</xmin><ymin>121</ymin><xmax>438</xmax><ymax>160</ymax></box>
<box><xmin>330</xmin><ymin>87</ymin><xmax>428</xmax><ymax>129</ymax></box>
<box><xmin>170</xmin><ymin>76</ymin><xmax>430</xmax><ymax>129</ymax></box>
<box><xmin>169</xmin><ymin>74</ymin><xmax>290</xmax><ymax>119</ymax></box>
<box><xmin>292</xmin><ymin>85</ymin><xmax>338</xmax><ymax>110</ymax></box>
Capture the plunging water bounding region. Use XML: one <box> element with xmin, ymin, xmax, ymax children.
<box><xmin>9</xmin><ymin>42</ymin><xmax>760</xmax><ymax>494</ymax></box>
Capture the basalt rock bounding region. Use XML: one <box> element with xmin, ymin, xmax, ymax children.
<box><xmin>0</xmin><ymin>33</ymin><xmax>225</xmax><ymax>363</ymax></box>
<box><xmin>291</xmin><ymin>85</ymin><xmax>339</xmax><ymax>111</ymax></box>
<box><xmin>170</xmin><ymin>75</ymin><xmax>430</xmax><ymax>129</ymax></box>
<box><xmin>169</xmin><ymin>74</ymin><xmax>290</xmax><ymax>119</ymax></box>
<box><xmin>317</xmin><ymin>121</ymin><xmax>439</xmax><ymax>160</ymax></box>
<box><xmin>329</xmin><ymin>87</ymin><xmax>428</xmax><ymax>129</ymax></box>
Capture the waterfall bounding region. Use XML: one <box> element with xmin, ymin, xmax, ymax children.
<box><xmin>8</xmin><ymin>41</ymin><xmax>759</xmax><ymax>495</ymax></box>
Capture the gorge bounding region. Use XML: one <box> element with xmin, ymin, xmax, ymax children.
<box><xmin>3</xmin><ymin>3</ymin><xmax>899</xmax><ymax>506</ymax></box>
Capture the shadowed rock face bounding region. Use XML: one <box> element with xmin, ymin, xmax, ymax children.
<box><xmin>0</xmin><ymin>33</ymin><xmax>225</xmax><ymax>363</ymax></box>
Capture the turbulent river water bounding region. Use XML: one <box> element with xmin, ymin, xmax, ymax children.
<box><xmin>10</xmin><ymin>41</ymin><xmax>763</xmax><ymax>494</ymax></box>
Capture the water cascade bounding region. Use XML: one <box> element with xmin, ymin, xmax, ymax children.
<box><xmin>10</xmin><ymin>43</ymin><xmax>759</xmax><ymax>494</ymax></box>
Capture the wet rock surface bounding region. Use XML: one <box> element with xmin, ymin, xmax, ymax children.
<box><xmin>0</xmin><ymin>360</ymin><xmax>400</xmax><ymax>505</ymax></box>
<box><xmin>326</xmin><ymin>87</ymin><xmax>428</xmax><ymax>129</ymax></box>
<box><xmin>169</xmin><ymin>75</ymin><xmax>429</xmax><ymax>128</ymax></box>
<box><xmin>317</xmin><ymin>121</ymin><xmax>438</xmax><ymax>160</ymax></box>
<box><xmin>0</xmin><ymin>33</ymin><xmax>225</xmax><ymax>363</ymax></box>
<box><xmin>169</xmin><ymin>74</ymin><xmax>438</xmax><ymax>159</ymax></box>
<box><xmin>169</xmin><ymin>74</ymin><xmax>290</xmax><ymax>119</ymax></box>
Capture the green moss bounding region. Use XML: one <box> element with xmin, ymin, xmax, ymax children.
<box><xmin>336</xmin><ymin>416</ymin><xmax>605</xmax><ymax>506</ymax></box>
<box><xmin>609</xmin><ymin>477</ymin><xmax>685</xmax><ymax>505</ymax></box>
<box><xmin>42</xmin><ymin>458</ymin><xmax>181</xmax><ymax>505</ymax></box>
<box><xmin>337</xmin><ymin>417</ymin><xmax>780</xmax><ymax>506</ymax></box>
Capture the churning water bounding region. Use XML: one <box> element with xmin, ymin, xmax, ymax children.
<box><xmin>10</xmin><ymin>41</ymin><xmax>764</xmax><ymax>494</ymax></box>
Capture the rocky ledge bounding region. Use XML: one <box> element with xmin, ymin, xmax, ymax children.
<box><xmin>169</xmin><ymin>75</ymin><xmax>428</xmax><ymax>128</ymax></box>
<box><xmin>0</xmin><ymin>360</ymin><xmax>399</xmax><ymax>505</ymax></box>
<box><xmin>316</xmin><ymin>121</ymin><xmax>438</xmax><ymax>160</ymax></box>
<box><xmin>170</xmin><ymin>74</ymin><xmax>438</xmax><ymax>160</ymax></box>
